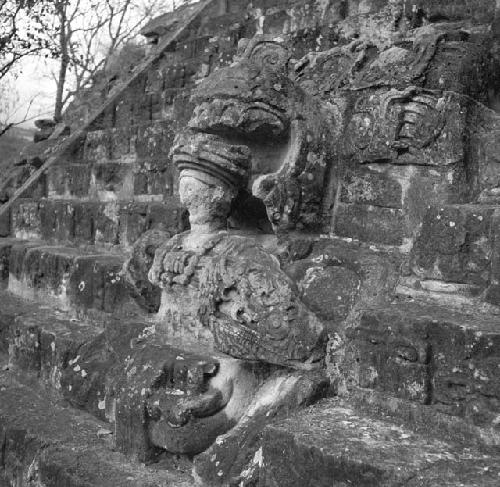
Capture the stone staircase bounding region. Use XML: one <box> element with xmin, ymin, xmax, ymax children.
<box><xmin>245</xmin><ymin>195</ymin><xmax>500</xmax><ymax>486</ymax></box>
<box><xmin>2</xmin><ymin>1</ymin><xmax>500</xmax><ymax>486</ymax></box>
<box><xmin>4</xmin><ymin>275</ymin><xmax>500</xmax><ymax>485</ymax></box>
<box><xmin>245</xmin><ymin>296</ymin><xmax>500</xmax><ymax>486</ymax></box>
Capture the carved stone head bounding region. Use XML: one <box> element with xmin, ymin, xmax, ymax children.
<box><xmin>173</xmin><ymin>36</ymin><xmax>339</xmax><ymax>234</ymax></box>
<box><xmin>173</xmin><ymin>132</ymin><xmax>251</xmax><ymax>229</ymax></box>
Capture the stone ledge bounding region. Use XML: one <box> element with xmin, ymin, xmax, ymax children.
<box><xmin>260</xmin><ymin>397</ymin><xmax>500</xmax><ymax>487</ymax></box>
<box><xmin>342</xmin><ymin>298</ymin><xmax>500</xmax><ymax>426</ymax></box>
<box><xmin>3</xmin><ymin>240</ymin><xmax>128</xmax><ymax>315</ymax></box>
<box><xmin>10</xmin><ymin>199</ymin><xmax>185</xmax><ymax>249</ymax></box>
<box><xmin>0</xmin><ymin>366</ymin><xmax>193</xmax><ymax>487</ymax></box>
<box><xmin>1</xmin><ymin>290</ymin><xmax>102</xmax><ymax>389</ymax></box>
<box><xmin>348</xmin><ymin>387</ymin><xmax>500</xmax><ymax>451</ymax></box>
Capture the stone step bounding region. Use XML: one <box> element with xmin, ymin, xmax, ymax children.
<box><xmin>341</xmin><ymin>298</ymin><xmax>500</xmax><ymax>429</ymax></box>
<box><xmin>47</xmin><ymin>160</ymin><xmax>173</xmax><ymax>203</ymax></box>
<box><xmin>260</xmin><ymin>397</ymin><xmax>500</xmax><ymax>487</ymax></box>
<box><xmin>0</xmin><ymin>360</ymin><xmax>193</xmax><ymax>487</ymax></box>
<box><xmin>45</xmin><ymin>120</ymin><xmax>176</xmax><ymax>203</ymax></box>
<box><xmin>10</xmin><ymin>198</ymin><xmax>186</xmax><ymax>249</ymax></box>
<box><xmin>332</xmin><ymin>163</ymin><xmax>461</xmax><ymax>249</ymax></box>
<box><xmin>0</xmin><ymin>289</ymin><xmax>150</xmax><ymax>424</ymax></box>
<box><xmin>0</xmin><ymin>238</ymin><xmax>39</xmax><ymax>289</ymax></box>
<box><xmin>0</xmin><ymin>238</ymin><xmax>130</xmax><ymax>315</ymax></box>
<box><xmin>348</xmin><ymin>387</ymin><xmax>500</xmax><ymax>451</ymax></box>
<box><xmin>1</xmin><ymin>290</ymin><xmax>283</xmax><ymax>468</ymax></box>
<box><xmin>81</xmin><ymin>121</ymin><xmax>174</xmax><ymax>166</ymax></box>
<box><xmin>1</xmin><ymin>290</ymin><xmax>103</xmax><ymax>406</ymax></box>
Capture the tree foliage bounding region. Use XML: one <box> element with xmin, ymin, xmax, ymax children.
<box><xmin>0</xmin><ymin>0</ymin><xmax>60</xmax><ymax>80</ymax></box>
<box><xmin>51</xmin><ymin>0</ymin><xmax>172</xmax><ymax>121</ymax></box>
<box><xmin>0</xmin><ymin>1</ymin><xmax>58</xmax><ymax>137</ymax></box>
<box><xmin>0</xmin><ymin>0</ymin><xmax>192</xmax><ymax>129</ymax></box>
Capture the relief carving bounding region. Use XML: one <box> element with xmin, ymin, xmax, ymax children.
<box><xmin>120</xmin><ymin>40</ymin><xmax>331</xmax><ymax>467</ymax></box>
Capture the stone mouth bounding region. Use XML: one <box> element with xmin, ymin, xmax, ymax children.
<box><xmin>146</xmin><ymin>356</ymin><xmax>264</xmax><ymax>455</ymax></box>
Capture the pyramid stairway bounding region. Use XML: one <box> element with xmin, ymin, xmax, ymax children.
<box><xmin>2</xmin><ymin>0</ymin><xmax>500</xmax><ymax>485</ymax></box>
<box><xmin>4</xmin><ymin>196</ymin><xmax>500</xmax><ymax>486</ymax></box>
<box><xmin>4</xmin><ymin>279</ymin><xmax>500</xmax><ymax>485</ymax></box>
<box><xmin>2</xmin><ymin>63</ymin><xmax>500</xmax><ymax>487</ymax></box>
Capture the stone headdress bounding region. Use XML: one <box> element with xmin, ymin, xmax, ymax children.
<box><xmin>172</xmin><ymin>132</ymin><xmax>251</xmax><ymax>190</ymax></box>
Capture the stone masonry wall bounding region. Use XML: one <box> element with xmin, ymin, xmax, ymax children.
<box><xmin>11</xmin><ymin>0</ymin><xmax>500</xmax><ymax>252</ymax></box>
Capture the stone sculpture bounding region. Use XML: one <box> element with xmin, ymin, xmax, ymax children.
<box><xmin>119</xmin><ymin>40</ymin><xmax>331</xmax><ymax>465</ymax></box>
<box><xmin>129</xmin><ymin>125</ymin><xmax>327</xmax><ymax>454</ymax></box>
<box><xmin>149</xmin><ymin>132</ymin><xmax>325</xmax><ymax>366</ymax></box>
<box><xmin>186</xmin><ymin>36</ymin><xmax>340</xmax><ymax>234</ymax></box>
<box><xmin>118</xmin><ymin>23</ymin><xmax>500</xmax><ymax>482</ymax></box>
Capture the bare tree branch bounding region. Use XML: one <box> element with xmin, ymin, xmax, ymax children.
<box><xmin>50</xmin><ymin>0</ymin><xmax>169</xmax><ymax>117</ymax></box>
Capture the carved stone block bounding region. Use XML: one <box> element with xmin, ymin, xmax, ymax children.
<box><xmin>11</xmin><ymin>199</ymin><xmax>41</xmax><ymax>240</ymax></box>
<box><xmin>411</xmin><ymin>204</ymin><xmax>499</xmax><ymax>289</ymax></box>
<box><xmin>343</xmin><ymin>302</ymin><xmax>500</xmax><ymax>426</ymax></box>
<box><xmin>39</xmin><ymin>200</ymin><xmax>74</xmax><ymax>242</ymax></box>
<box><xmin>335</xmin><ymin>203</ymin><xmax>406</xmax><ymax>246</ymax></box>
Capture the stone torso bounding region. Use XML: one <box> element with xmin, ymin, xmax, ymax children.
<box><xmin>153</xmin><ymin>230</ymin><xmax>325</xmax><ymax>367</ymax></box>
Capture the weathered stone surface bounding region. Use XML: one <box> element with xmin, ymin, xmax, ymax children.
<box><xmin>0</xmin><ymin>207</ymin><xmax>10</xmax><ymax>237</ymax></box>
<box><xmin>119</xmin><ymin>199</ymin><xmax>187</xmax><ymax>249</ymax></box>
<box><xmin>11</xmin><ymin>198</ymin><xmax>187</xmax><ymax>249</ymax></box>
<box><xmin>334</xmin><ymin>203</ymin><xmax>406</xmax><ymax>246</ymax></box>
<box><xmin>403</xmin><ymin>0</ymin><xmax>496</xmax><ymax>24</ymax></box>
<box><xmin>470</xmin><ymin>108</ymin><xmax>500</xmax><ymax>202</ymax></box>
<box><xmin>11</xmin><ymin>199</ymin><xmax>42</xmax><ymax>240</ymax></box>
<box><xmin>342</xmin><ymin>301</ymin><xmax>500</xmax><ymax>426</ymax></box>
<box><xmin>47</xmin><ymin>163</ymin><xmax>92</xmax><ymax>198</ymax></box>
<box><xmin>39</xmin><ymin>199</ymin><xmax>75</xmax><ymax>242</ymax></box>
<box><xmin>410</xmin><ymin>204</ymin><xmax>500</xmax><ymax>303</ymax></box>
<box><xmin>194</xmin><ymin>370</ymin><xmax>330</xmax><ymax>487</ymax></box>
<box><xmin>2</xmin><ymin>291</ymin><xmax>100</xmax><ymax>389</ymax></box>
<box><xmin>68</xmin><ymin>254</ymin><xmax>127</xmax><ymax>313</ymax></box>
<box><xmin>151</xmin><ymin>229</ymin><xmax>327</xmax><ymax>367</ymax></box>
<box><xmin>92</xmin><ymin>161</ymin><xmax>135</xmax><ymax>199</ymax></box>
<box><xmin>259</xmin><ymin>398</ymin><xmax>500</xmax><ymax>487</ymax></box>
<box><xmin>343</xmin><ymin>304</ymin><xmax>433</xmax><ymax>404</ymax></box>
<box><xmin>282</xmin><ymin>238</ymin><xmax>401</xmax><ymax>329</ymax></box>
<box><xmin>112</xmin><ymin>339</ymin><xmax>268</xmax><ymax>460</ymax></box>
<box><xmin>348</xmin><ymin>387</ymin><xmax>500</xmax><ymax>450</ymax></box>
<box><xmin>3</xmin><ymin>0</ymin><xmax>500</xmax><ymax>484</ymax></box>
<box><xmin>184</xmin><ymin>35</ymin><xmax>339</xmax><ymax>234</ymax></box>
<box><xmin>7</xmin><ymin>242</ymin><xmax>129</xmax><ymax>314</ymax></box>
<box><xmin>340</xmin><ymin>169</ymin><xmax>403</xmax><ymax>209</ymax></box>
<box><xmin>342</xmin><ymin>90</ymin><xmax>471</xmax><ymax>168</ymax></box>
<box><xmin>0</xmin><ymin>238</ymin><xmax>20</xmax><ymax>289</ymax></box>
<box><xmin>121</xmin><ymin>229</ymin><xmax>170</xmax><ymax>312</ymax></box>
<box><xmin>57</xmin><ymin>318</ymin><xmax>149</xmax><ymax>422</ymax></box>
<box><xmin>0</xmin><ymin>367</ymin><xmax>193</xmax><ymax>487</ymax></box>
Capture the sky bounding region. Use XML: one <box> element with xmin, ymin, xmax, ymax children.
<box><xmin>14</xmin><ymin>57</ymin><xmax>59</xmax><ymax>127</ymax></box>
<box><xmin>6</xmin><ymin>0</ymin><xmax>184</xmax><ymax>129</ymax></box>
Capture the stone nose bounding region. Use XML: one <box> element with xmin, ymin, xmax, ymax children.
<box><xmin>191</xmin><ymin>62</ymin><xmax>256</xmax><ymax>103</ymax></box>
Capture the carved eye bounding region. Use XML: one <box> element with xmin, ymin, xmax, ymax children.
<box><xmin>249</xmin><ymin>42</ymin><xmax>289</xmax><ymax>72</ymax></box>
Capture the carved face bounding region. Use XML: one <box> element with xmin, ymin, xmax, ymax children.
<box><xmin>179</xmin><ymin>174</ymin><xmax>235</xmax><ymax>226</ymax></box>
<box><xmin>172</xmin><ymin>36</ymin><xmax>337</xmax><ymax>233</ymax></box>
<box><xmin>189</xmin><ymin>38</ymin><xmax>292</xmax><ymax>140</ymax></box>
<box><xmin>144</xmin><ymin>352</ymin><xmax>265</xmax><ymax>455</ymax></box>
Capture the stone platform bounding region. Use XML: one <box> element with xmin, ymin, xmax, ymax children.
<box><xmin>0</xmin><ymin>362</ymin><xmax>193</xmax><ymax>487</ymax></box>
<box><xmin>2</xmin><ymin>0</ymin><xmax>500</xmax><ymax>484</ymax></box>
<box><xmin>4</xmin><ymin>284</ymin><xmax>500</xmax><ymax>487</ymax></box>
<box><xmin>260</xmin><ymin>398</ymin><xmax>500</xmax><ymax>487</ymax></box>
